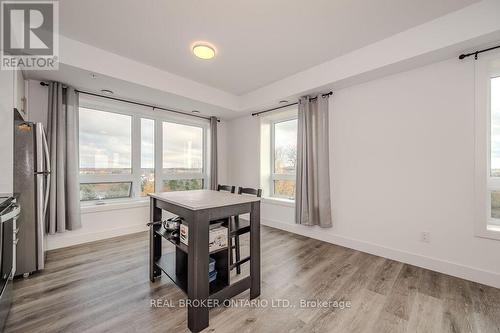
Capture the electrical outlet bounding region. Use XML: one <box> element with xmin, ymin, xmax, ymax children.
<box><xmin>420</xmin><ymin>232</ymin><xmax>430</xmax><ymax>243</ymax></box>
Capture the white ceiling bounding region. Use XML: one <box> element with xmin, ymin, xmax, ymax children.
<box><xmin>59</xmin><ymin>0</ymin><xmax>478</xmax><ymax>95</ymax></box>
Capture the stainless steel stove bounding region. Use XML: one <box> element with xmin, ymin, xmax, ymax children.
<box><xmin>0</xmin><ymin>196</ymin><xmax>20</xmax><ymax>331</ymax></box>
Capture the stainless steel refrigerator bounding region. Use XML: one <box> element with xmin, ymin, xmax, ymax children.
<box><xmin>13</xmin><ymin>111</ymin><xmax>50</xmax><ymax>276</ymax></box>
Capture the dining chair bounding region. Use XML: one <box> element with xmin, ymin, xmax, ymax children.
<box><xmin>217</xmin><ymin>184</ymin><xmax>236</xmax><ymax>193</ymax></box>
<box><xmin>213</xmin><ymin>184</ymin><xmax>236</xmax><ymax>232</ymax></box>
<box><xmin>229</xmin><ymin>187</ymin><xmax>262</xmax><ymax>274</ymax></box>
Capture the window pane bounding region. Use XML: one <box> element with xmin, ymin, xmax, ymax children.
<box><xmin>491</xmin><ymin>77</ymin><xmax>500</xmax><ymax>176</ymax></box>
<box><xmin>79</xmin><ymin>108</ymin><xmax>132</xmax><ymax>174</ymax></box>
<box><xmin>274</xmin><ymin>119</ymin><xmax>297</xmax><ymax>174</ymax></box>
<box><xmin>162</xmin><ymin>179</ymin><xmax>203</xmax><ymax>192</ymax></box>
<box><xmin>141</xmin><ymin>118</ymin><xmax>155</xmax><ymax>196</ymax></box>
<box><xmin>80</xmin><ymin>182</ymin><xmax>132</xmax><ymax>201</ymax></box>
<box><xmin>162</xmin><ymin>122</ymin><xmax>203</xmax><ymax>174</ymax></box>
<box><xmin>492</xmin><ymin>191</ymin><xmax>500</xmax><ymax>219</ymax></box>
<box><xmin>273</xmin><ymin>180</ymin><xmax>296</xmax><ymax>199</ymax></box>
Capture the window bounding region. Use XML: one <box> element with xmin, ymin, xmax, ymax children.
<box><xmin>272</xmin><ymin>118</ymin><xmax>297</xmax><ymax>199</ymax></box>
<box><xmin>489</xmin><ymin>76</ymin><xmax>500</xmax><ymax>226</ymax></box>
<box><xmin>140</xmin><ymin>118</ymin><xmax>155</xmax><ymax>196</ymax></box>
<box><xmin>80</xmin><ymin>182</ymin><xmax>132</xmax><ymax>201</ymax></box>
<box><xmin>79</xmin><ymin>108</ymin><xmax>133</xmax><ymax>200</ymax></box>
<box><xmin>474</xmin><ymin>51</ymin><xmax>500</xmax><ymax>240</ymax></box>
<box><xmin>78</xmin><ymin>103</ymin><xmax>208</xmax><ymax>203</ymax></box>
<box><xmin>79</xmin><ymin>108</ymin><xmax>132</xmax><ymax>174</ymax></box>
<box><xmin>162</xmin><ymin>122</ymin><xmax>205</xmax><ymax>192</ymax></box>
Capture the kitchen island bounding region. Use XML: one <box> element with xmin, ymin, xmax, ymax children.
<box><xmin>148</xmin><ymin>190</ymin><xmax>261</xmax><ymax>332</ymax></box>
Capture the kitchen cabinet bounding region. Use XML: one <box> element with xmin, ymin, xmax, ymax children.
<box><xmin>13</xmin><ymin>70</ymin><xmax>26</xmax><ymax>118</ymax></box>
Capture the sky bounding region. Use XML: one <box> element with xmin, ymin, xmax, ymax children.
<box><xmin>79</xmin><ymin>107</ymin><xmax>203</xmax><ymax>171</ymax></box>
<box><xmin>79</xmin><ymin>108</ymin><xmax>132</xmax><ymax>169</ymax></box>
<box><xmin>141</xmin><ymin>118</ymin><xmax>154</xmax><ymax>168</ymax></box>
<box><xmin>491</xmin><ymin>77</ymin><xmax>500</xmax><ymax>173</ymax></box>
<box><xmin>162</xmin><ymin>122</ymin><xmax>202</xmax><ymax>171</ymax></box>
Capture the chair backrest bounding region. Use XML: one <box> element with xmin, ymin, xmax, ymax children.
<box><xmin>237</xmin><ymin>187</ymin><xmax>262</xmax><ymax>198</ymax></box>
<box><xmin>217</xmin><ymin>184</ymin><xmax>236</xmax><ymax>193</ymax></box>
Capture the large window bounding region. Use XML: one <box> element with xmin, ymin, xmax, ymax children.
<box><xmin>272</xmin><ymin>118</ymin><xmax>297</xmax><ymax>199</ymax></box>
<box><xmin>78</xmin><ymin>104</ymin><xmax>207</xmax><ymax>202</ymax></box>
<box><xmin>162</xmin><ymin>122</ymin><xmax>204</xmax><ymax>192</ymax></box>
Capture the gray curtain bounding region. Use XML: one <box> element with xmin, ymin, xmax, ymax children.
<box><xmin>295</xmin><ymin>95</ymin><xmax>332</xmax><ymax>227</ymax></box>
<box><xmin>209</xmin><ymin>116</ymin><xmax>218</xmax><ymax>190</ymax></box>
<box><xmin>47</xmin><ymin>82</ymin><xmax>81</xmax><ymax>234</ymax></box>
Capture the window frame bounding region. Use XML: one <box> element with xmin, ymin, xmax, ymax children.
<box><xmin>139</xmin><ymin>117</ymin><xmax>155</xmax><ymax>197</ymax></box>
<box><xmin>474</xmin><ymin>50</ymin><xmax>500</xmax><ymax>240</ymax></box>
<box><xmin>78</xmin><ymin>97</ymin><xmax>210</xmax><ymax>204</ymax></box>
<box><xmin>270</xmin><ymin>116</ymin><xmax>298</xmax><ymax>200</ymax></box>
<box><xmin>487</xmin><ymin>75</ymin><xmax>500</xmax><ymax>228</ymax></box>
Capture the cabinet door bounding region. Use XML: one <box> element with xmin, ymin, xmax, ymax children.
<box><xmin>13</xmin><ymin>70</ymin><xmax>25</xmax><ymax>117</ymax></box>
<box><xmin>0</xmin><ymin>70</ymin><xmax>14</xmax><ymax>194</ymax></box>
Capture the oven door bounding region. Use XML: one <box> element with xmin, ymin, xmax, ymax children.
<box><xmin>0</xmin><ymin>218</ymin><xmax>13</xmax><ymax>292</ymax></box>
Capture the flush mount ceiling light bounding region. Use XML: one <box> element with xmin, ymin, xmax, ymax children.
<box><xmin>192</xmin><ymin>43</ymin><xmax>216</xmax><ymax>60</ymax></box>
<box><xmin>100</xmin><ymin>89</ymin><xmax>114</xmax><ymax>95</ymax></box>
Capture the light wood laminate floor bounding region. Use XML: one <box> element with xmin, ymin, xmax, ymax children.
<box><xmin>5</xmin><ymin>226</ymin><xmax>500</xmax><ymax>333</ymax></box>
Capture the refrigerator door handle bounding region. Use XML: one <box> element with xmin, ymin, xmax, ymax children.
<box><xmin>0</xmin><ymin>205</ymin><xmax>21</xmax><ymax>223</ymax></box>
<box><xmin>41</xmin><ymin>126</ymin><xmax>50</xmax><ymax>218</ymax></box>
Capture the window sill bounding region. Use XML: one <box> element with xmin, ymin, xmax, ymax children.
<box><xmin>475</xmin><ymin>224</ymin><xmax>500</xmax><ymax>241</ymax></box>
<box><xmin>81</xmin><ymin>199</ymin><xmax>149</xmax><ymax>214</ymax></box>
<box><xmin>262</xmin><ymin>197</ymin><xmax>295</xmax><ymax>208</ymax></box>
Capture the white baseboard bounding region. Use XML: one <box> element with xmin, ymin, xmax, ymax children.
<box><xmin>260</xmin><ymin>218</ymin><xmax>500</xmax><ymax>289</ymax></box>
<box><xmin>46</xmin><ymin>224</ymin><xmax>149</xmax><ymax>250</ymax></box>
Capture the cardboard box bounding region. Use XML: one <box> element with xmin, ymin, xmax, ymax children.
<box><xmin>180</xmin><ymin>224</ymin><xmax>228</xmax><ymax>253</ymax></box>
<box><xmin>209</xmin><ymin>226</ymin><xmax>228</xmax><ymax>252</ymax></box>
<box><xmin>180</xmin><ymin>224</ymin><xmax>189</xmax><ymax>245</ymax></box>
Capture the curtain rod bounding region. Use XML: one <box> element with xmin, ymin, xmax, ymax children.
<box><xmin>39</xmin><ymin>81</ymin><xmax>220</xmax><ymax>122</ymax></box>
<box><xmin>459</xmin><ymin>45</ymin><xmax>500</xmax><ymax>60</ymax></box>
<box><xmin>251</xmin><ymin>91</ymin><xmax>333</xmax><ymax>117</ymax></box>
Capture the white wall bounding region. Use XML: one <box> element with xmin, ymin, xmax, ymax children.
<box><xmin>26</xmin><ymin>80</ymin><xmax>48</xmax><ymax>127</ymax></box>
<box><xmin>227</xmin><ymin>57</ymin><xmax>500</xmax><ymax>288</ymax></box>
<box><xmin>46</xmin><ymin>201</ymin><xmax>150</xmax><ymax>249</ymax></box>
<box><xmin>227</xmin><ymin>116</ymin><xmax>261</xmax><ymax>187</ymax></box>
<box><xmin>0</xmin><ymin>70</ymin><xmax>14</xmax><ymax>195</ymax></box>
<box><xmin>216</xmin><ymin>120</ymin><xmax>230</xmax><ymax>185</ymax></box>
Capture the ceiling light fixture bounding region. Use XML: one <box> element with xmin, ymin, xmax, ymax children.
<box><xmin>279</xmin><ymin>100</ymin><xmax>288</xmax><ymax>104</ymax></box>
<box><xmin>100</xmin><ymin>89</ymin><xmax>114</xmax><ymax>95</ymax></box>
<box><xmin>192</xmin><ymin>43</ymin><xmax>216</xmax><ymax>60</ymax></box>
<box><xmin>192</xmin><ymin>110</ymin><xmax>200</xmax><ymax>114</ymax></box>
